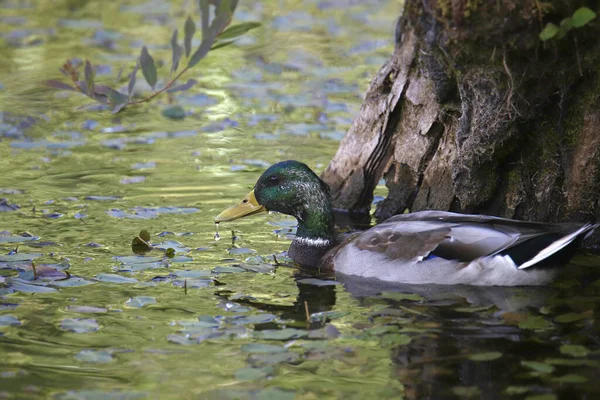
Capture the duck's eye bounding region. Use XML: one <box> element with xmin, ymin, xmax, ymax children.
<box><xmin>268</xmin><ymin>175</ymin><xmax>280</xmax><ymax>184</ymax></box>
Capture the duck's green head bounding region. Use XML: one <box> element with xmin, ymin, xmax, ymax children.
<box><xmin>215</xmin><ymin>160</ymin><xmax>334</xmax><ymax>241</ymax></box>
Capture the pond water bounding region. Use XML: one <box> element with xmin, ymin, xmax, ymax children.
<box><xmin>1</xmin><ymin>0</ymin><xmax>600</xmax><ymax>399</ymax></box>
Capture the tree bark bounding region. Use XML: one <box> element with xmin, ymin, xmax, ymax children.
<box><xmin>322</xmin><ymin>0</ymin><xmax>600</xmax><ymax>246</ymax></box>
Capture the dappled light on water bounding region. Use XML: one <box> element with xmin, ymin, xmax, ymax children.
<box><xmin>1</xmin><ymin>0</ymin><xmax>600</xmax><ymax>399</ymax></box>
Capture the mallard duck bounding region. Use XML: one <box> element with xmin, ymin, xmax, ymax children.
<box><xmin>215</xmin><ymin>160</ymin><xmax>598</xmax><ymax>286</ymax></box>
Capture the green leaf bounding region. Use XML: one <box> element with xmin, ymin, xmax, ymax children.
<box><xmin>539</xmin><ymin>22</ymin><xmax>559</xmax><ymax>41</ymax></box>
<box><xmin>95</xmin><ymin>85</ymin><xmax>129</xmax><ymax>106</ymax></box>
<box><xmin>555</xmin><ymin>17</ymin><xmax>573</xmax><ymax>40</ymax></box>
<box><xmin>166</xmin><ymin>79</ymin><xmax>197</xmax><ymax>93</ymax></box>
<box><xmin>379</xmin><ymin>333</ymin><xmax>412</xmax><ymax>346</ymax></box>
<box><xmin>554</xmin><ymin>310</ymin><xmax>592</xmax><ymax>323</ymax></box>
<box><xmin>170</xmin><ymin>29</ymin><xmax>182</xmax><ymax>74</ymax></box>
<box><xmin>217</xmin><ymin>22</ymin><xmax>260</xmax><ymax>40</ymax></box>
<box><xmin>572</xmin><ymin>7</ymin><xmax>596</xmax><ymax>28</ymax></box>
<box><xmin>468</xmin><ymin>352</ymin><xmax>503</xmax><ymax>361</ymax></box>
<box><xmin>521</xmin><ymin>360</ymin><xmax>555</xmax><ymax>374</ymax></box>
<box><xmin>46</xmin><ymin>80</ymin><xmax>76</xmax><ymax>91</ymax></box>
<box><xmin>128</xmin><ymin>63</ymin><xmax>138</xmax><ymax>98</ymax></box>
<box><xmin>559</xmin><ymin>344</ymin><xmax>589</xmax><ymax>357</ymax></box>
<box><xmin>452</xmin><ymin>387</ymin><xmax>480</xmax><ymax>398</ymax></box>
<box><xmin>380</xmin><ymin>291</ymin><xmax>424</xmax><ymax>302</ymax></box>
<box><xmin>518</xmin><ymin>315</ymin><xmax>552</xmax><ymax>330</ymax></box>
<box><xmin>199</xmin><ymin>0</ymin><xmax>209</xmax><ymax>39</ymax></box>
<box><xmin>162</xmin><ymin>105</ymin><xmax>186</xmax><ymax>120</ymax></box>
<box><xmin>139</xmin><ymin>46</ymin><xmax>157</xmax><ymax>90</ymax></box>
<box><xmin>552</xmin><ymin>374</ymin><xmax>587</xmax><ymax>383</ymax></box>
<box><xmin>188</xmin><ymin>2</ymin><xmax>230</xmax><ymax>68</ymax></box>
<box><xmin>139</xmin><ymin>230</ymin><xmax>151</xmax><ymax>242</ymax></box>
<box><xmin>184</xmin><ymin>16</ymin><xmax>196</xmax><ymax>58</ymax></box>
<box><xmin>84</xmin><ymin>60</ymin><xmax>95</xmax><ymax>95</ymax></box>
<box><xmin>165</xmin><ymin>248</ymin><xmax>176</xmax><ymax>258</ymax></box>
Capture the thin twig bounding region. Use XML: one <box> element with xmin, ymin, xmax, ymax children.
<box><xmin>32</xmin><ymin>262</ymin><xmax>37</xmax><ymax>280</ymax></box>
<box><xmin>574</xmin><ymin>36</ymin><xmax>583</xmax><ymax>77</ymax></box>
<box><xmin>184</xmin><ymin>279</ymin><xmax>188</xmax><ymax>295</ymax></box>
<box><xmin>304</xmin><ymin>301</ymin><xmax>310</xmax><ymax>323</ymax></box>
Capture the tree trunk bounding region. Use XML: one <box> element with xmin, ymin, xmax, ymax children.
<box><xmin>322</xmin><ymin>0</ymin><xmax>600</xmax><ymax>246</ymax></box>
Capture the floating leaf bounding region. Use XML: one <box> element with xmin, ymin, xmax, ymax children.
<box><xmin>165</xmin><ymin>248</ymin><xmax>175</xmax><ymax>258</ymax></box>
<box><xmin>241</xmin><ymin>343</ymin><xmax>287</xmax><ymax>354</ymax></box>
<box><xmin>61</xmin><ymin>318</ymin><xmax>100</xmax><ymax>333</ymax></box>
<box><xmin>572</xmin><ymin>7</ymin><xmax>596</xmax><ymax>28</ymax></box>
<box><xmin>468</xmin><ymin>352</ymin><xmax>503</xmax><ymax>361</ymax></box>
<box><xmin>380</xmin><ymin>292</ymin><xmax>424</xmax><ymax>302</ymax></box>
<box><xmin>94</xmin><ymin>274</ymin><xmax>139</xmax><ymax>284</ymax></box>
<box><xmin>539</xmin><ymin>23</ymin><xmax>559</xmax><ymax>41</ymax></box>
<box><xmin>0</xmin><ymin>235</ymin><xmax>40</xmax><ymax>244</ymax></box>
<box><xmin>84</xmin><ymin>60</ymin><xmax>95</xmax><ymax>95</ymax></box>
<box><xmin>184</xmin><ymin>16</ymin><xmax>196</xmax><ymax>58</ymax></box>
<box><xmin>166</xmin><ymin>79</ymin><xmax>197</xmax><ymax>93</ymax></box>
<box><xmin>234</xmin><ymin>366</ymin><xmax>272</xmax><ymax>381</ymax></box>
<box><xmin>0</xmin><ymin>315</ymin><xmax>21</xmax><ymax>327</ymax></box>
<box><xmin>0</xmin><ymin>253</ymin><xmax>42</xmax><ymax>262</ymax></box>
<box><xmin>518</xmin><ymin>315</ymin><xmax>552</xmax><ymax>330</ymax></box>
<box><xmin>139</xmin><ymin>46</ymin><xmax>157</xmax><ymax>90</ymax></box>
<box><xmin>452</xmin><ymin>387</ymin><xmax>481</xmax><ymax>398</ymax></box>
<box><xmin>559</xmin><ymin>344</ymin><xmax>589</xmax><ymax>357</ymax></box>
<box><xmin>555</xmin><ymin>310</ymin><xmax>592</xmax><ymax>323</ymax></box>
<box><xmin>75</xmin><ymin>349</ymin><xmax>113</xmax><ymax>363</ymax></box>
<box><xmin>8</xmin><ymin>280</ymin><xmax>57</xmax><ymax>293</ymax></box>
<box><xmin>128</xmin><ymin>63</ymin><xmax>138</xmax><ymax>97</ymax></box>
<box><xmin>521</xmin><ymin>360</ymin><xmax>554</xmax><ymax>374</ymax></box>
<box><xmin>297</xmin><ymin>278</ymin><xmax>340</xmax><ymax>286</ymax></box>
<box><xmin>162</xmin><ymin>105</ymin><xmax>185</xmax><ymax>120</ymax></box>
<box><xmin>170</xmin><ymin>29</ymin><xmax>182</xmax><ymax>73</ymax></box>
<box><xmin>46</xmin><ymin>80</ymin><xmax>76</xmax><ymax>91</ymax></box>
<box><xmin>552</xmin><ymin>374</ymin><xmax>588</xmax><ymax>383</ymax></box>
<box><xmin>125</xmin><ymin>296</ymin><xmax>156</xmax><ymax>308</ymax></box>
<box><xmin>65</xmin><ymin>306</ymin><xmax>107</xmax><ymax>314</ymax></box>
<box><xmin>380</xmin><ymin>333</ymin><xmax>412</xmax><ymax>346</ymax></box>
<box><xmin>228</xmin><ymin>314</ymin><xmax>277</xmax><ymax>325</ymax></box>
<box><xmin>255</xmin><ymin>329</ymin><xmax>307</xmax><ymax>341</ymax></box>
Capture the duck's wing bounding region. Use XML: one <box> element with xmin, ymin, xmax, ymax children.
<box><xmin>353</xmin><ymin>218</ymin><xmax>524</xmax><ymax>263</ymax></box>
<box><xmin>356</xmin><ymin>211</ymin><xmax>597</xmax><ymax>267</ymax></box>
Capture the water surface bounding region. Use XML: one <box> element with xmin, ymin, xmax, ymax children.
<box><xmin>1</xmin><ymin>1</ymin><xmax>599</xmax><ymax>399</ymax></box>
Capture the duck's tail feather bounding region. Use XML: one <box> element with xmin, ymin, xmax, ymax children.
<box><xmin>518</xmin><ymin>223</ymin><xmax>598</xmax><ymax>270</ymax></box>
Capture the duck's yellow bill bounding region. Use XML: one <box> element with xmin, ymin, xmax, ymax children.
<box><xmin>214</xmin><ymin>189</ymin><xmax>266</xmax><ymax>223</ymax></box>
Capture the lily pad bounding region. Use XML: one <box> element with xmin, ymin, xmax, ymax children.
<box><xmin>94</xmin><ymin>274</ymin><xmax>139</xmax><ymax>284</ymax></box>
<box><xmin>0</xmin><ymin>235</ymin><xmax>40</xmax><ymax>244</ymax></box>
<box><xmin>559</xmin><ymin>344</ymin><xmax>589</xmax><ymax>357</ymax></box>
<box><xmin>234</xmin><ymin>366</ymin><xmax>272</xmax><ymax>381</ymax></box>
<box><xmin>255</xmin><ymin>328</ymin><xmax>307</xmax><ymax>340</ymax></box>
<box><xmin>241</xmin><ymin>343</ymin><xmax>287</xmax><ymax>354</ymax></box>
<box><xmin>380</xmin><ymin>292</ymin><xmax>424</xmax><ymax>302</ymax></box>
<box><xmin>228</xmin><ymin>314</ymin><xmax>277</xmax><ymax>325</ymax></box>
<box><xmin>0</xmin><ymin>315</ymin><xmax>21</xmax><ymax>327</ymax></box>
<box><xmin>380</xmin><ymin>333</ymin><xmax>412</xmax><ymax>346</ymax></box>
<box><xmin>125</xmin><ymin>296</ymin><xmax>156</xmax><ymax>308</ymax></box>
<box><xmin>468</xmin><ymin>352</ymin><xmax>503</xmax><ymax>361</ymax></box>
<box><xmin>61</xmin><ymin>318</ymin><xmax>100</xmax><ymax>333</ymax></box>
<box><xmin>0</xmin><ymin>253</ymin><xmax>43</xmax><ymax>262</ymax></box>
<box><xmin>75</xmin><ymin>349</ymin><xmax>113</xmax><ymax>363</ymax></box>
<box><xmin>521</xmin><ymin>360</ymin><xmax>555</xmax><ymax>374</ymax></box>
<box><xmin>297</xmin><ymin>278</ymin><xmax>340</xmax><ymax>286</ymax></box>
<box><xmin>65</xmin><ymin>306</ymin><xmax>108</xmax><ymax>314</ymax></box>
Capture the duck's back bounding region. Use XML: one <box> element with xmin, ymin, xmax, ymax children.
<box><xmin>332</xmin><ymin>211</ymin><xmax>596</xmax><ymax>286</ymax></box>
